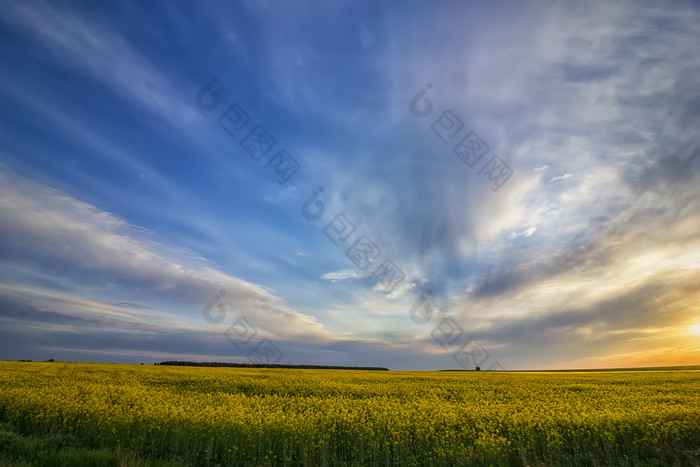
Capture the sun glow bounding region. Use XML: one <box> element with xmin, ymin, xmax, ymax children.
<box><xmin>688</xmin><ymin>322</ymin><xmax>700</xmax><ymax>335</ymax></box>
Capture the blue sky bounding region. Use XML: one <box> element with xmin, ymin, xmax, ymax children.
<box><xmin>1</xmin><ymin>0</ymin><xmax>699</xmax><ymax>370</ymax></box>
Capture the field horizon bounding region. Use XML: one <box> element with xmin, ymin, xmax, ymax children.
<box><xmin>6</xmin><ymin>359</ymin><xmax>700</xmax><ymax>373</ymax></box>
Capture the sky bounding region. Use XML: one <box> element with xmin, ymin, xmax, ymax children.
<box><xmin>1</xmin><ymin>0</ymin><xmax>699</xmax><ymax>371</ymax></box>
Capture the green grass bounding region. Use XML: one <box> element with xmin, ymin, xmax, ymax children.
<box><xmin>0</xmin><ymin>422</ymin><xmax>187</xmax><ymax>466</ymax></box>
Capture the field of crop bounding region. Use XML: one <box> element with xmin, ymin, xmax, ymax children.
<box><xmin>0</xmin><ymin>362</ymin><xmax>698</xmax><ymax>466</ymax></box>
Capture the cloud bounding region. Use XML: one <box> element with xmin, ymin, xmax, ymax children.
<box><xmin>0</xmin><ymin>284</ymin><xmax>452</xmax><ymax>370</ymax></box>
<box><xmin>0</xmin><ymin>171</ymin><xmax>330</xmax><ymax>341</ymax></box>
<box><xmin>267</xmin><ymin>1</ymin><xmax>700</xmax><ymax>372</ymax></box>
<box><xmin>0</xmin><ymin>1</ymin><xmax>199</xmax><ymax>130</ymax></box>
<box><xmin>549</xmin><ymin>173</ymin><xmax>572</xmax><ymax>182</ymax></box>
<box><xmin>321</xmin><ymin>270</ymin><xmax>362</xmax><ymax>282</ymax></box>
<box><xmin>508</xmin><ymin>227</ymin><xmax>537</xmax><ymax>239</ymax></box>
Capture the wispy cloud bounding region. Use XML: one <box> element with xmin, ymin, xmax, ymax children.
<box><xmin>549</xmin><ymin>173</ymin><xmax>572</xmax><ymax>182</ymax></box>
<box><xmin>0</xmin><ymin>172</ymin><xmax>329</xmax><ymax>341</ymax></box>
<box><xmin>0</xmin><ymin>1</ymin><xmax>199</xmax><ymax>129</ymax></box>
<box><xmin>321</xmin><ymin>270</ymin><xmax>362</xmax><ymax>282</ymax></box>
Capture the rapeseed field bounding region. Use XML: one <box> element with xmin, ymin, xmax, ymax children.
<box><xmin>0</xmin><ymin>362</ymin><xmax>698</xmax><ymax>465</ymax></box>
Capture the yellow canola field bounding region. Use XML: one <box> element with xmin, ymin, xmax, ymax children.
<box><xmin>0</xmin><ymin>362</ymin><xmax>698</xmax><ymax>465</ymax></box>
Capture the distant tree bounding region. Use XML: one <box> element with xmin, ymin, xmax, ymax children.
<box><xmin>475</xmin><ymin>366</ymin><xmax>480</xmax><ymax>371</ymax></box>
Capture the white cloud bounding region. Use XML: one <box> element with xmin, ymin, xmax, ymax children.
<box><xmin>0</xmin><ymin>172</ymin><xmax>330</xmax><ymax>341</ymax></box>
<box><xmin>549</xmin><ymin>173</ymin><xmax>572</xmax><ymax>182</ymax></box>
<box><xmin>321</xmin><ymin>270</ymin><xmax>362</xmax><ymax>282</ymax></box>
<box><xmin>1</xmin><ymin>1</ymin><xmax>199</xmax><ymax>129</ymax></box>
<box><xmin>508</xmin><ymin>227</ymin><xmax>537</xmax><ymax>239</ymax></box>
